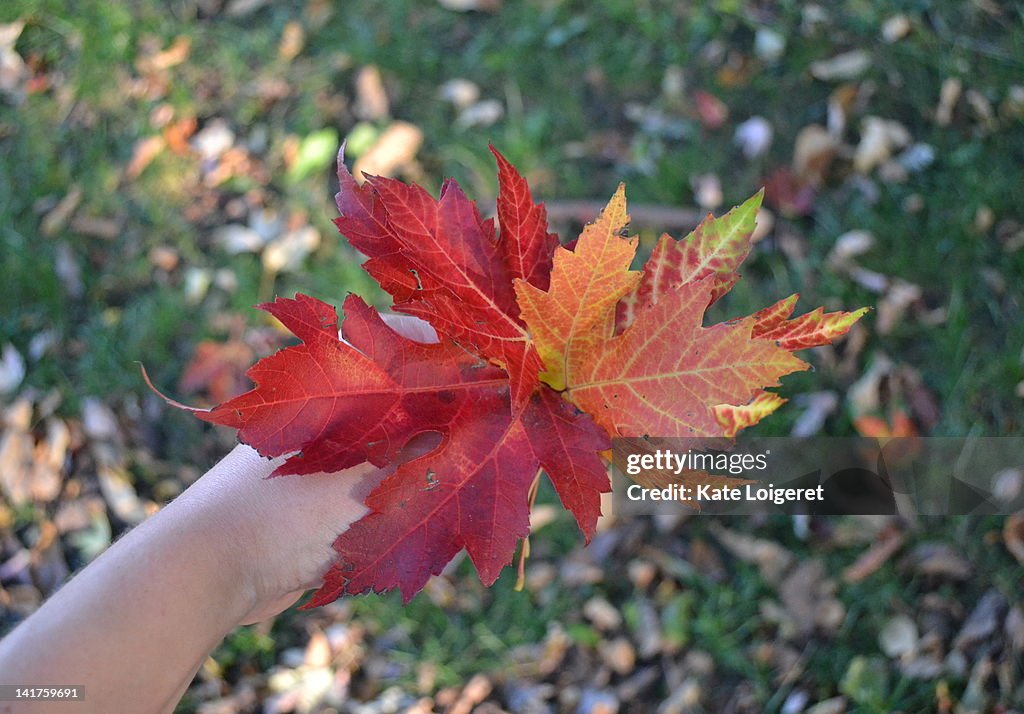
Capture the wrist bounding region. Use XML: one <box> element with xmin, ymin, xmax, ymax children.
<box><xmin>152</xmin><ymin>469</ymin><xmax>266</xmax><ymax>630</ymax></box>
<box><xmin>178</xmin><ymin>445</ymin><xmax>383</xmax><ymax>622</ymax></box>
<box><xmin>156</xmin><ymin>445</ymin><xmax>281</xmax><ymax>626</ymax></box>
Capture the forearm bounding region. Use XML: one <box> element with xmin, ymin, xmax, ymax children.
<box><xmin>0</xmin><ymin>449</ymin><xmax>271</xmax><ymax>713</ymax></box>
<box><xmin>0</xmin><ymin>443</ymin><xmax>383</xmax><ymax>713</ymax></box>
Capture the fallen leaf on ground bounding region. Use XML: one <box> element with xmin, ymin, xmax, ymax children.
<box><xmin>900</xmin><ymin>542</ymin><xmax>973</xmax><ymax>580</ymax></box>
<box><xmin>438</xmin><ymin>78</ymin><xmax>480</xmax><ymax>109</ymax></box>
<box><xmin>180</xmin><ymin>340</ymin><xmax>257</xmax><ymax>404</ymax></box>
<box><xmin>0</xmin><ymin>21</ymin><xmax>28</xmax><ymax>98</ymax></box>
<box><xmin>879</xmin><ymin>614</ymin><xmax>918</xmax><ymax>660</ymax></box>
<box><xmin>1004</xmin><ymin>511</ymin><xmax>1024</xmax><ymax>565</ymax></box>
<box><xmin>40</xmin><ymin>186</ymin><xmax>82</xmax><ymax>237</ymax></box>
<box><xmin>693</xmin><ymin>90</ymin><xmax>728</xmax><ymax>129</ymax></box>
<box><xmin>262</xmin><ymin>225</ymin><xmax>321</xmax><ymax>274</ymax></box>
<box><xmin>455</xmin><ymin>99</ymin><xmax>504</xmax><ymax>128</ymax></box>
<box><xmin>854</xmin><ymin>117</ymin><xmax>911</xmax><ymax>174</ymax></box>
<box><xmin>936</xmin><ymin>78</ymin><xmax>962</xmax><ymax>126</ymax></box>
<box><xmin>881</xmin><ymin>15</ymin><xmax>911</xmax><ymax>43</ymax></box>
<box><xmin>953</xmin><ymin>590</ymin><xmax>1007</xmax><ymax>651</ymax></box>
<box><xmin>354</xmin><ymin>65</ymin><xmax>389</xmax><ymax>120</ymax></box>
<box><xmin>125</xmin><ymin>136</ymin><xmax>166</xmax><ymax>179</ymax></box>
<box><xmin>810</xmin><ymin>50</ymin><xmax>871</xmax><ymax>81</ymax></box>
<box><xmin>135</xmin><ymin>36</ymin><xmax>191</xmax><ymax>74</ymax></box>
<box><xmin>352</xmin><ymin>121</ymin><xmax>423</xmax><ymax>180</ymax></box>
<box><xmin>763</xmin><ymin>167</ymin><xmax>816</xmax><ymax>217</ymax></box>
<box><xmin>709</xmin><ymin>522</ymin><xmax>794</xmax><ymax>585</ymax></box>
<box><xmin>278</xmin><ymin>21</ymin><xmax>305</xmax><ymax>61</ymax></box>
<box><xmin>842</xmin><ymin>525</ymin><xmax>906</xmax><ymax>583</ymax></box>
<box><xmin>779</xmin><ymin>559</ymin><xmax>845</xmax><ymax>636</ymax></box>
<box><xmin>793</xmin><ymin>125</ymin><xmax>838</xmax><ymax>187</ymax></box>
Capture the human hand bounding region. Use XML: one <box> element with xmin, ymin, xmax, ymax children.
<box><xmin>177</xmin><ymin>312</ymin><xmax>440</xmax><ymax>625</ymax></box>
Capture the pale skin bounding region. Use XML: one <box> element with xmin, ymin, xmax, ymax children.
<box><xmin>0</xmin><ymin>315</ymin><xmax>437</xmax><ymax>714</ymax></box>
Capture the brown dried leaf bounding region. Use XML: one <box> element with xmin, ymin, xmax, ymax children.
<box><xmin>779</xmin><ymin>559</ymin><xmax>845</xmax><ymax>636</ymax></box>
<box><xmin>901</xmin><ymin>542</ymin><xmax>973</xmax><ymax>580</ymax></box>
<box><xmin>936</xmin><ymin>78</ymin><xmax>962</xmax><ymax>126</ymax></box>
<box><xmin>0</xmin><ymin>398</ymin><xmax>34</xmax><ymax>505</ymax></box>
<box><xmin>1004</xmin><ymin>511</ymin><xmax>1024</xmax><ymax>565</ymax></box>
<box><xmin>584</xmin><ymin>596</ymin><xmax>623</xmax><ymax>631</ymax></box>
<box><xmin>70</xmin><ymin>214</ymin><xmax>122</xmax><ymax>240</ymax></box>
<box><xmin>353</xmin><ymin>65</ymin><xmax>389</xmax><ymax>120</ymax></box>
<box><xmin>162</xmin><ymin>115</ymin><xmax>197</xmax><ymax>154</ymax></box>
<box><xmin>854</xmin><ymin>117</ymin><xmax>911</xmax><ymax>174</ymax></box>
<box><xmin>810</xmin><ymin>50</ymin><xmax>871</xmax><ymax>81</ymax></box>
<box><xmin>126</xmin><ymin>135</ymin><xmax>166</xmax><ymax>179</ymax></box>
<box><xmin>876</xmin><ymin>279</ymin><xmax>922</xmax><ymax>334</ymax></box>
<box><xmin>303</xmin><ymin>629</ymin><xmax>331</xmax><ymax>668</ymax></box>
<box><xmin>352</xmin><ymin>121</ymin><xmax>423</xmax><ymax>180</ymax></box>
<box><xmin>450</xmin><ymin>674</ymin><xmax>491</xmax><ymax>714</ymax></box>
<box><xmin>709</xmin><ymin>522</ymin><xmax>794</xmax><ymax>585</ymax></box>
<box><xmin>135</xmin><ymin>36</ymin><xmax>191</xmax><ymax>75</ymax></box>
<box><xmin>598</xmin><ymin>638</ymin><xmax>636</xmax><ymax>675</ymax></box>
<box><xmin>881</xmin><ymin>14</ymin><xmax>911</xmax><ymax>43</ymax></box>
<box><xmin>793</xmin><ymin>125</ymin><xmax>838</xmax><ymax>188</ymax></box>
<box><xmin>180</xmin><ymin>339</ymin><xmax>257</xmax><ymax>404</ymax></box>
<box><xmin>278</xmin><ymin>21</ymin><xmax>305</xmax><ymax>61</ymax></box>
<box><xmin>40</xmin><ymin>185</ymin><xmax>82</xmax><ymax>237</ymax></box>
<box><xmin>842</xmin><ymin>526</ymin><xmax>906</xmax><ymax>583</ymax></box>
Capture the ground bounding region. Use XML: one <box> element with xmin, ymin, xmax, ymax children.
<box><xmin>0</xmin><ymin>1</ymin><xmax>1022</xmax><ymax>712</ymax></box>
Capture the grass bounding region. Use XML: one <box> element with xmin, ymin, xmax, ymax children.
<box><xmin>3</xmin><ymin>1</ymin><xmax>1021</xmax><ymax>441</ymax></box>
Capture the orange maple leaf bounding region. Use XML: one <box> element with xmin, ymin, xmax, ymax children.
<box><xmin>517</xmin><ymin>186</ymin><xmax>864</xmax><ymax>441</ymax></box>
<box><xmin>514</xmin><ymin>184</ymin><xmax>640</xmax><ymax>391</ymax></box>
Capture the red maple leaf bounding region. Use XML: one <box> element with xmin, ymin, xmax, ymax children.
<box><xmin>179</xmin><ymin>339</ymin><xmax>255</xmax><ymax>405</ymax></box>
<box><xmin>332</xmin><ymin>147</ymin><xmax>552</xmax><ymax>410</ymax></box>
<box><xmin>172</xmin><ymin>147</ymin><xmax>865</xmax><ymax>604</ymax></box>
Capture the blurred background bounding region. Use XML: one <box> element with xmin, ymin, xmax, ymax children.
<box><xmin>1</xmin><ymin>1</ymin><xmax>1022</xmax><ymax>712</ymax></box>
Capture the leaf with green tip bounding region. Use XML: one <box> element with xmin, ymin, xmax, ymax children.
<box><xmin>713</xmin><ymin>392</ymin><xmax>788</xmax><ymax>438</ymax></box>
<box><xmin>753</xmin><ymin>305</ymin><xmax>869</xmax><ymax>350</ymax></box>
<box><xmin>749</xmin><ymin>294</ymin><xmax>800</xmax><ymax>334</ymax></box>
<box><xmin>616</xmin><ymin>189</ymin><xmax>765</xmax><ymax>329</ymax></box>
<box><xmin>565</xmin><ymin>276</ymin><xmax>810</xmax><ymax>440</ymax></box>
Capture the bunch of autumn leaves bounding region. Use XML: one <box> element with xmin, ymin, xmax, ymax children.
<box><xmin>194</xmin><ymin>148</ymin><xmax>865</xmax><ymax>604</ymax></box>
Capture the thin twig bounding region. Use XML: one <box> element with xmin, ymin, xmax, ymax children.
<box><xmin>544</xmin><ymin>201</ymin><xmax>703</xmax><ymax>231</ymax></box>
<box><xmin>480</xmin><ymin>200</ymin><xmax>703</xmax><ymax>232</ymax></box>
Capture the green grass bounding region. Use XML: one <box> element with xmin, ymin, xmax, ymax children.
<box><xmin>3</xmin><ymin>0</ymin><xmax>1021</xmax><ymax>443</ymax></box>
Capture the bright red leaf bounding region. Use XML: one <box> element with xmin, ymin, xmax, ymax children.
<box><xmin>333</xmin><ymin>148</ymin><xmax>545</xmax><ymax>410</ymax></box>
